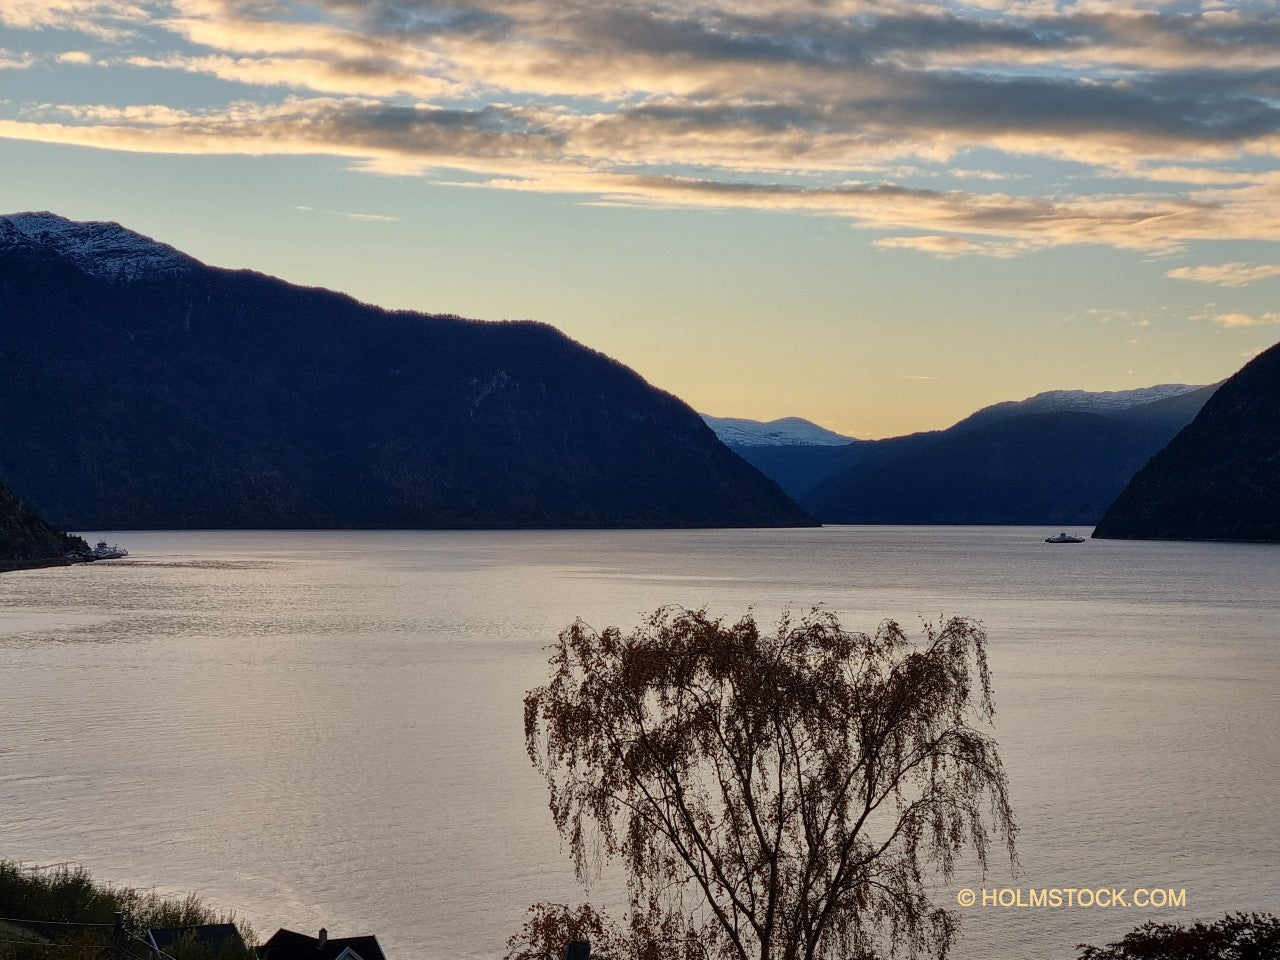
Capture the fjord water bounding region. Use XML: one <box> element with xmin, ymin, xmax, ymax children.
<box><xmin>2</xmin><ymin>528</ymin><xmax>1277</xmax><ymax>960</ymax></box>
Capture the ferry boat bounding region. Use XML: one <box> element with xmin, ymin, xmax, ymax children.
<box><xmin>91</xmin><ymin>540</ymin><xmax>129</xmax><ymax>559</ymax></box>
<box><xmin>1044</xmin><ymin>532</ymin><xmax>1085</xmax><ymax>544</ymax></box>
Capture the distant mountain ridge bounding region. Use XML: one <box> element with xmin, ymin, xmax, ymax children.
<box><xmin>701</xmin><ymin>414</ymin><xmax>855</xmax><ymax>447</ymax></box>
<box><xmin>950</xmin><ymin>384</ymin><xmax>1207</xmax><ymax>432</ymax></box>
<box><xmin>1094</xmin><ymin>343</ymin><xmax>1280</xmax><ymax>541</ymax></box>
<box><xmin>0</xmin><ymin>212</ymin><xmax>812</xmax><ymax>530</ymax></box>
<box><xmin>718</xmin><ymin>382</ymin><xmax>1216</xmax><ymax>525</ymax></box>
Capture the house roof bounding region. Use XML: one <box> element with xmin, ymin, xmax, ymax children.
<box><xmin>147</xmin><ymin>924</ymin><xmax>246</xmax><ymax>957</ymax></box>
<box><xmin>261</xmin><ymin>929</ymin><xmax>386</xmax><ymax>960</ymax></box>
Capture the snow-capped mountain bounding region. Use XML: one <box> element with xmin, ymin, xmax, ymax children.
<box><xmin>0</xmin><ymin>211</ymin><xmax>814</xmax><ymax>530</ymax></box>
<box><xmin>702</xmin><ymin>414</ymin><xmax>855</xmax><ymax>447</ymax></box>
<box><xmin>0</xmin><ymin>211</ymin><xmax>201</xmax><ymax>282</ymax></box>
<box><xmin>957</xmin><ymin>383</ymin><xmax>1206</xmax><ymax>430</ymax></box>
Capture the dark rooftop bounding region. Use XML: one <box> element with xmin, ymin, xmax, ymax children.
<box><xmin>261</xmin><ymin>929</ymin><xmax>386</xmax><ymax>960</ymax></box>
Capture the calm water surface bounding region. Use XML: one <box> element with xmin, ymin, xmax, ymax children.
<box><xmin>1</xmin><ymin>528</ymin><xmax>1278</xmax><ymax>960</ymax></box>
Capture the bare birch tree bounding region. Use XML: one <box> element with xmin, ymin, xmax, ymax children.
<box><xmin>522</xmin><ymin>607</ymin><xmax>1016</xmax><ymax>960</ymax></box>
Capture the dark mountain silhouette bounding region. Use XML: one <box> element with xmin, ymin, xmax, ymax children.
<box><xmin>0</xmin><ymin>480</ymin><xmax>87</xmax><ymax>569</ymax></box>
<box><xmin>719</xmin><ymin>385</ymin><xmax>1215</xmax><ymax>524</ymax></box>
<box><xmin>806</xmin><ymin>411</ymin><xmax>1202</xmax><ymax>525</ymax></box>
<box><xmin>725</xmin><ymin>434</ymin><xmax>931</xmax><ymax>507</ymax></box>
<box><xmin>0</xmin><ymin>212</ymin><xmax>812</xmax><ymax>530</ymax></box>
<box><xmin>1094</xmin><ymin>343</ymin><xmax>1280</xmax><ymax>541</ymax></box>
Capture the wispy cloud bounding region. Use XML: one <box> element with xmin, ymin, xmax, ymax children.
<box><xmin>951</xmin><ymin>169</ymin><xmax>1016</xmax><ymax>181</ymax></box>
<box><xmin>873</xmin><ymin>235</ymin><xmax>1026</xmax><ymax>258</ymax></box>
<box><xmin>1167</xmin><ymin>262</ymin><xmax>1280</xmax><ymax>287</ymax></box>
<box><xmin>0</xmin><ymin>0</ymin><xmax>148</xmax><ymax>38</ymax></box>
<box><xmin>0</xmin><ymin>49</ymin><xmax>35</xmax><ymax>69</ymax></box>
<box><xmin>125</xmin><ymin>53</ymin><xmax>460</xmax><ymax>99</ymax></box>
<box><xmin>343</xmin><ymin>211</ymin><xmax>397</xmax><ymax>222</ymax></box>
<box><xmin>1213</xmin><ymin>311</ymin><xmax>1280</xmax><ymax>328</ymax></box>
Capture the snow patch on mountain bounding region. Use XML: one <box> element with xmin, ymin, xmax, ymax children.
<box><xmin>702</xmin><ymin>414</ymin><xmax>855</xmax><ymax>446</ymax></box>
<box><xmin>0</xmin><ymin>211</ymin><xmax>201</xmax><ymax>282</ymax></box>
<box><xmin>1016</xmin><ymin>384</ymin><xmax>1204</xmax><ymax>412</ymax></box>
<box><xmin>963</xmin><ymin>384</ymin><xmax>1207</xmax><ymax>427</ymax></box>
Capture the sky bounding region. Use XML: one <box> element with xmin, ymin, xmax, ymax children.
<box><xmin>1</xmin><ymin>0</ymin><xmax>1279</xmax><ymax>438</ymax></box>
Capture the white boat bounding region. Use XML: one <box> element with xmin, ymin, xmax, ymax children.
<box><xmin>92</xmin><ymin>540</ymin><xmax>129</xmax><ymax>559</ymax></box>
<box><xmin>1044</xmin><ymin>532</ymin><xmax>1085</xmax><ymax>544</ymax></box>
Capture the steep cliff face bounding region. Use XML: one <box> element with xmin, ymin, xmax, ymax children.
<box><xmin>0</xmin><ymin>213</ymin><xmax>812</xmax><ymax>530</ymax></box>
<box><xmin>1093</xmin><ymin>343</ymin><xmax>1280</xmax><ymax>541</ymax></box>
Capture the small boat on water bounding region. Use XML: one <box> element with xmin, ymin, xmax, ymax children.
<box><xmin>1045</xmin><ymin>532</ymin><xmax>1085</xmax><ymax>544</ymax></box>
<box><xmin>91</xmin><ymin>540</ymin><xmax>129</xmax><ymax>559</ymax></box>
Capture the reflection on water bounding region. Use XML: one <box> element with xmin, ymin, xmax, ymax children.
<box><xmin>1</xmin><ymin>528</ymin><xmax>1278</xmax><ymax>960</ymax></box>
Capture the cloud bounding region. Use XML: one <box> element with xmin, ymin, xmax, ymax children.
<box><xmin>1166</xmin><ymin>262</ymin><xmax>1280</xmax><ymax>287</ymax></box>
<box><xmin>0</xmin><ymin>0</ymin><xmax>147</xmax><ymax>38</ymax></box>
<box><xmin>1213</xmin><ymin>311</ymin><xmax>1280</xmax><ymax>328</ymax></box>
<box><xmin>0</xmin><ymin>49</ymin><xmax>35</xmax><ymax>69</ymax></box>
<box><xmin>951</xmin><ymin>169</ymin><xmax>1015</xmax><ymax>181</ymax></box>
<box><xmin>5</xmin><ymin>96</ymin><xmax>1280</xmax><ymax>254</ymax></box>
<box><xmin>873</xmin><ymin>235</ymin><xmax>1026</xmax><ymax>257</ymax></box>
<box><xmin>3</xmin><ymin>0</ymin><xmax>1280</xmax><ymax>255</ymax></box>
<box><xmin>56</xmin><ymin>50</ymin><xmax>94</xmax><ymax>63</ymax></box>
<box><xmin>343</xmin><ymin>211</ymin><xmax>397</xmax><ymax>221</ymax></box>
<box><xmin>125</xmin><ymin>53</ymin><xmax>459</xmax><ymax>98</ymax></box>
